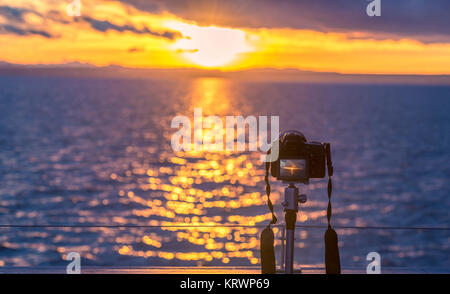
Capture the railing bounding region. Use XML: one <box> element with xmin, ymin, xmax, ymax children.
<box><xmin>1</xmin><ymin>224</ymin><xmax>448</xmax><ymax>230</ymax></box>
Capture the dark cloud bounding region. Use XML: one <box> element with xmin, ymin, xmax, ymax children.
<box><xmin>0</xmin><ymin>24</ymin><xmax>52</xmax><ymax>38</ymax></box>
<box><xmin>0</xmin><ymin>5</ymin><xmax>52</xmax><ymax>38</ymax></box>
<box><xmin>82</xmin><ymin>17</ymin><xmax>182</xmax><ymax>39</ymax></box>
<box><xmin>0</xmin><ymin>4</ymin><xmax>181</xmax><ymax>40</ymax></box>
<box><xmin>119</xmin><ymin>0</ymin><xmax>450</xmax><ymax>42</ymax></box>
<box><xmin>0</xmin><ymin>5</ymin><xmax>30</xmax><ymax>21</ymax></box>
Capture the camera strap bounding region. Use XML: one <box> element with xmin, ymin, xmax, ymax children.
<box><xmin>324</xmin><ymin>143</ymin><xmax>341</xmax><ymax>274</ymax></box>
<box><xmin>260</xmin><ymin>156</ymin><xmax>277</xmax><ymax>273</ymax></box>
<box><xmin>265</xmin><ymin>159</ymin><xmax>277</xmax><ymax>227</ymax></box>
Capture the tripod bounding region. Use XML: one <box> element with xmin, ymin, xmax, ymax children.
<box><xmin>281</xmin><ymin>183</ymin><xmax>307</xmax><ymax>274</ymax></box>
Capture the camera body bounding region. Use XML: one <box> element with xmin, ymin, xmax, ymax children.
<box><xmin>270</xmin><ymin>131</ymin><xmax>327</xmax><ymax>183</ymax></box>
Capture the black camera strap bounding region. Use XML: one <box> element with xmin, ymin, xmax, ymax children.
<box><xmin>260</xmin><ymin>153</ymin><xmax>277</xmax><ymax>274</ymax></box>
<box><xmin>324</xmin><ymin>143</ymin><xmax>341</xmax><ymax>274</ymax></box>
<box><xmin>265</xmin><ymin>160</ymin><xmax>277</xmax><ymax>227</ymax></box>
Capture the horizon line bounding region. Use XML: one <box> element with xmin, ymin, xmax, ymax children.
<box><xmin>1</xmin><ymin>61</ymin><xmax>450</xmax><ymax>77</ymax></box>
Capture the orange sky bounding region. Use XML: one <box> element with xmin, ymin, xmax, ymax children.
<box><xmin>1</xmin><ymin>0</ymin><xmax>450</xmax><ymax>74</ymax></box>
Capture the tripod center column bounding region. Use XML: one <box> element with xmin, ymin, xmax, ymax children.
<box><xmin>283</xmin><ymin>184</ymin><xmax>299</xmax><ymax>274</ymax></box>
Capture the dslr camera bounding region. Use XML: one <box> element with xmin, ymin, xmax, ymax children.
<box><xmin>269</xmin><ymin>130</ymin><xmax>330</xmax><ymax>184</ymax></box>
<box><xmin>262</xmin><ymin>130</ymin><xmax>337</xmax><ymax>275</ymax></box>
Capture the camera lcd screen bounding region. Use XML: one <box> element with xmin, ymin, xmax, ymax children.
<box><xmin>280</xmin><ymin>159</ymin><xmax>307</xmax><ymax>181</ymax></box>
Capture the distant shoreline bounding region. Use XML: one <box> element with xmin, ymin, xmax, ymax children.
<box><xmin>1</xmin><ymin>65</ymin><xmax>449</xmax><ymax>86</ymax></box>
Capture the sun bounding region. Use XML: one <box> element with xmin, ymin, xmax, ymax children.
<box><xmin>168</xmin><ymin>23</ymin><xmax>252</xmax><ymax>68</ymax></box>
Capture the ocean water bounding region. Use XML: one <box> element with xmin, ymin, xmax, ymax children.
<box><xmin>0</xmin><ymin>76</ymin><xmax>449</xmax><ymax>269</ymax></box>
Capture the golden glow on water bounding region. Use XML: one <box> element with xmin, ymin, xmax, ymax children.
<box><xmin>89</xmin><ymin>78</ymin><xmax>335</xmax><ymax>265</ymax></box>
<box><xmin>190</xmin><ymin>78</ymin><xmax>232</xmax><ymax>115</ymax></box>
<box><xmin>102</xmin><ymin>78</ymin><xmax>281</xmax><ymax>264</ymax></box>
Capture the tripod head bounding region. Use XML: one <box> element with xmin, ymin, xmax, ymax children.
<box><xmin>281</xmin><ymin>183</ymin><xmax>307</xmax><ymax>212</ymax></box>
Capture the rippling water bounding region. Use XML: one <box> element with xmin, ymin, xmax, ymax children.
<box><xmin>0</xmin><ymin>76</ymin><xmax>449</xmax><ymax>269</ymax></box>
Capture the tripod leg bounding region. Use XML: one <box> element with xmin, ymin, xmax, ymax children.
<box><xmin>285</xmin><ymin>210</ymin><xmax>297</xmax><ymax>274</ymax></box>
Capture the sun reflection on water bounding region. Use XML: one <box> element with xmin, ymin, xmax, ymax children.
<box><xmin>113</xmin><ymin>147</ymin><xmax>280</xmax><ymax>264</ymax></box>
<box><xmin>107</xmin><ymin>78</ymin><xmax>286</xmax><ymax>265</ymax></box>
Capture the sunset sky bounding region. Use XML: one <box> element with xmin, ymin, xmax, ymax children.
<box><xmin>1</xmin><ymin>0</ymin><xmax>450</xmax><ymax>74</ymax></box>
